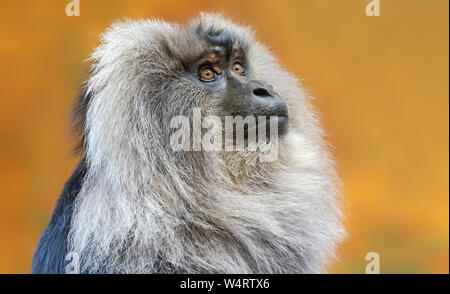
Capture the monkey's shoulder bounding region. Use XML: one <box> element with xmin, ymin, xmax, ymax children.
<box><xmin>31</xmin><ymin>161</ymin><xmax>86</xmax><ymax>274</ymax></box>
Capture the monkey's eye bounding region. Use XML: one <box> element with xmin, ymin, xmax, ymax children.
<box><xmin>231</xmin><ymin>62</ymin><xmax>245</xmax><ymax>74</ymax></box>
<box><xmin>199</xmin><ymin>67</ymin><xmax>217</xmax><ymax>82</ymax></box>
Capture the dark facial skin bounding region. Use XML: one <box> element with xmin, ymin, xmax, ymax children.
<box><xmin>189</xmin><ymin>29</ymin><xmax>289</xmax><ymax>136</ymax></box>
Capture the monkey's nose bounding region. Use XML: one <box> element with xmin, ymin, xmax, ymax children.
<box><xmin>253</xmin><ymin>88</ymin><xmax>272</xmax><ymax>97</ymax></box>
<box><xmin>249</xmin><ymin>81</ymin><xmax>275</xmax><ymax>98</ymax></box>
<box><xmin>248</xmin><ymin>82</ymin><xmax>288</xmax><ymax>135</ymax></box>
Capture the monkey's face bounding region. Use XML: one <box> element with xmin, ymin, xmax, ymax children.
<box><xmin>183</xmin><ymin>27</ymin><xmax>289</xmax><ymax>137</ymax></box>
<box><xmin>186</xmin><ymin>30</ymin><xmax>289</xmax><ymax>136</ymax></box>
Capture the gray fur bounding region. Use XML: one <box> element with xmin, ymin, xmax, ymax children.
<box><xmin>68</xmin><ymin>13</ymin><xmax>345</xmax><ymax>274</ymax></box>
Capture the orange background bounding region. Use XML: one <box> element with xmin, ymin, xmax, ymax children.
<box><xmin>0</xmin><ymin>0</ymin><xmax>448</xmax><ymax>274</ymax></box>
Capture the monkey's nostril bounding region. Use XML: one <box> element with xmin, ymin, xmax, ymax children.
<box><xmin>253</xmin><ymin>88</ymin><xmax>271</xmax><ymax>97</ymax></box>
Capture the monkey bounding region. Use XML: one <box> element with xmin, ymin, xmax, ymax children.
<box><xmin>31</xmin><ymin>13</ymin><xmax>345</xmax><ymax>274</ymax></box>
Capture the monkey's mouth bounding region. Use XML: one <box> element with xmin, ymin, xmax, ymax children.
<box><xmin>240</xmin><ymin>114</ymin><xmax>289</xmax><ymax>139</ymax></box>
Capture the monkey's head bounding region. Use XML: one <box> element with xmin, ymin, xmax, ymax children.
<box><xmin>69</xmin><ymin>14</ymin><xmax>344</xmax><ymax>274</ymax></box>
<box><xmin>75</xmin><ymin>13</ymin><xmax>319</xmax><ymax>185</ymax></box>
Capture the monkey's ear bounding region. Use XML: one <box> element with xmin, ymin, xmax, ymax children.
<box><xmin>71</xmin><ymin>84</ymin><xmax>91</xmax><ymax>156</ymax></box>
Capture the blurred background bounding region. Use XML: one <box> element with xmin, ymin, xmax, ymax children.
<box><xmin>0</xmin><ymin>0</ymin><xmax>448</xmax><ymax>274</ymax></box>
